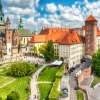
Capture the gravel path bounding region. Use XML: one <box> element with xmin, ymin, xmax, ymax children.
<box><xmin>29</xmin><ymin>64</ymin><xmax>47</xmax><ymax>100</ymax></box>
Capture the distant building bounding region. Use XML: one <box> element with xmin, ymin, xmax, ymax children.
<box><xmin>18</xmin><ymin>17</ymin><xmax>33</xmax><ymax>54</ymax></box>
<box><xmin>30</xmin><ymin>15</ymin><xmax>100</xmax><ymax>68</ymax></box>
<box><xmin>0</xmin><ymin>0</ymin><xmax>19</xmax><ymax>56</ymax></box>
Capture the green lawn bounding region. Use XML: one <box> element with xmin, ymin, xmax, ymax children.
<box><xmin>0</xmin><ymin>62</ymin><xmax>38</xmax><ymax>100</ymax></box>
<box><xmin>38</xmin><ymin>67</ymin><xmax>58</xmax><ymax>82</ymax></box>
<box><xmin>38</xmin><ymin>66</ymin><xmax>64</xmax><ymax>100</ymax></box>
<box><xmin>0</xmin><ymin>77</ymin><xmax>30</xmax><ymax>100</ymax></box>
<box><xmin>38</xmin><ymin>67</ymin><xmax>59</xmax><ymax>100</ymax></box>
<box><xmin>0</xmin><ymin>76</ymin><xmax>14</xmax><ymax>86</ymax></box>
<box><xmin>49</xmin><ymin>78</ymin><xmax>60</xmax><ymax>100</ymax></box>
<box><xmin>76</xmin><ymin>90</ymin><xmax>84</xmax><ymax>100</ymax></box>
<box><xmin>38</xmin><ymin>84</ymin><xmax>52</xmax><ymax>100</ymax></box>
<box><xmin>91</xmin><ymin>76</ymin><xmax>100</xmax><ymax>87</ymax></box>
<box><xmin>56</xmin><ymin>65</ymin><xmax>64</xmax><ymax>78</ymax></box>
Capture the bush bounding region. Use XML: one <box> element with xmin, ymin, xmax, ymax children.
<box><xmin>0</xmin><ymin>97</ymin><xmax>2</xmax><ymax>100</ymax></box>
<box><xmin>7</xmin><ymin>62</ymin><xmax>37</xmax><ymax>77</ymax></box>
<box><xmin>7</xmin><ymin>91</ymin><xmax>20</xmax><ymax>100</ymax></box>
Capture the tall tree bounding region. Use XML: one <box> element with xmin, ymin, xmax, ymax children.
<box><xmin>92</xmin><ymin>50</ymin><xmax>100</xmax><ymax>76</ymax></box>
<box><xmin>39</xmin><ymin>41</ymin><xmax>55</xmax><ymax>62</ymax></box>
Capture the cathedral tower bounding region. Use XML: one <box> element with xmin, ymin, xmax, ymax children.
<box><xmin>85</xmin><ymin>15</ymin><xmax>97</xmax><ymax>55</ymax></box>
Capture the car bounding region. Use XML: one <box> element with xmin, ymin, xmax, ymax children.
<box><xmin>61</xmin><ymin>88</ymin><xmax>68</xmax><ymax>97</ymax></box>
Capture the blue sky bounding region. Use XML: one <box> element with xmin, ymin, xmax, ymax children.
<box><xmin>2</xmin><ymin>0</ymin><xmax>100</xmax><ymax>31</ymax></box>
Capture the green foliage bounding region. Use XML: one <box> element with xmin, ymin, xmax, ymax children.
<box><xmin>0</xmin><ymin>97</ymin><xmax>2</xmax><ymax>100</ymax></box>
<box><xmin>91</xmin><ymin>76</ymin><xmax>100</xmax><ymax>87</ymax></box>
<box><xmin>92</xmin><ymin>50</ymin><xmax>100</xmax><ymax>76</ymax></box>
<box><xmin>0</xmin><ymin>77</ymin><xmax>30</xmax><ymax>100</ymax></box>
<box><xmin>39</xmin><ymin>40</ymin><xmax>55</xmax><ymax>62</ymax></box>
<box><xmin>49</xmin><ymin>78</ymin><xmax>60</xmax><ymax>100</ymax></box>
<box><xmin>7</xmin><ymin>62</ymin><xmax>37</xmax><ymax>77</ymax></box>
<box><xmin>56</xmin><ymin>65</ymin><xmax>64</xmax><ymax>78</ymax></box>
<box><xmin>7</xmin><ymin>91</ymin><xmax>20</xmax><ymax>100</ymax></box>
<box><xmin>38</xmin><ymin>67</ymin><xmax>58</xmax><ymax>82</ymax></box>
<box><xmin>39</xmin><ymin>84</ymin><xmax>52</xmax><ymax>100</ymax></box>
<box><xmin>76</xmin><ymin>90</ymin><xmax>84</xmax><ymax>100</ymax></box>
<box><xmin>31</xmin><ymin>46</ymin><xmax>37</xmax><ymax>55</ymax></box>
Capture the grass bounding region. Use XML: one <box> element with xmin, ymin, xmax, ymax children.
<box><xmin>38</xmin><ymin>65</ymin><xmax>64</xmax><ymax>100</ymax></box>
<box><xmin>38</xmin><ymin>67</ymin><xmax>58</xmax><ymax>82</ymax></box>
<box><xmin>0</xmin><ymin>62</ymin><xmax>38</xmax><ymax>100</ymax></box>
<box><xmin>56</xmin><ymin>65</ymin><xmax>64</xmax><ymax>78</ymax></box>
<box><xmin>38</xmin><ymin>84</ymin><xmax>52</xmax><ymax>100</ymax></box>
<box><xmin>91</xmin><ymin>76</ymin><xmax>100</xmax><ymax>87</ymax></box>
<box><xmin>49</xmin><ymin>78</ymin><xmax>60</xmax><ymax>100</ymax></box>
<box><xmin>76</xmin><ymin>90</ymin><xmax>84</xmax><ymax>100</ymax></box>
<box><xmin>0</xmin><ymin>76</ymin><xmax>14</xmax><ymax>86</ymax></box>
<box><xmin>38</xmin><ymin>67</ymin><xmax>59</xmax><ymax>100</ymax></box>
<box><xmin>0</xmin><ymin>77</ymin><xmax>30</xmax><ymax>100</ymax></box>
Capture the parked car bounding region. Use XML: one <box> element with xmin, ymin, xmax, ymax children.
<box><xmin>61</xmin><ymin>88</ymin><xmax>68</xmax><ymax>97</ymax></box>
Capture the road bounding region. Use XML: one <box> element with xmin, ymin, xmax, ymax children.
<box><xmin>69</xmin><ymin>71</ymin><xmax>77</xmax><ymax>100</ymax></box>
<box><xmin>29</xmin><ymin>64</ymin><xmax>47</xmax><ymax>100</ymax></box>
<box><xmin>60</xmin><ymin>75</ymin><xmax>70</xmax><ymax>100</ymax></box>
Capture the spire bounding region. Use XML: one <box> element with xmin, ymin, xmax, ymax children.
<box><xmin>18</xmin><ymin>17</ymin><xmax>23</xmax><ymax>29</ymax></box>
<box><xmin>0</xmin><ymin>0</ymin><xmax>4</xmax><ymax>24</ymax></box>
<box><xmin>0</xmin><ymin>0</ymin><xmax>3</xmax><ymax>16</ymax></box>
<box><xmin>6</xmin><ymin>17</ymin><xmax>10</xmax><ymax>24</ymax></box>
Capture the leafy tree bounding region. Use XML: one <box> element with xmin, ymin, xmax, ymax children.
<box><xmin>39</xmin><ymin>40</ymin><xmax>55</xmax><ymax>62</ymax></box>
<box><xmin>0</xmin><ymin>97</ymin><xmax>2</xmax><ymax>100</ymax></box>
<box><xmin>7</xmin><ymin>62</ymin><xmax>37</xmax><ymax>77</ymax></box>
<box><xmin>31</xmin><ymin>46</ymin><xmax>37</xmax><ymax>55</ymax></box>
<box><xmin>92</xmin><ymin>50</ymin><xmax>100</xmax><ymax>76</ymax></box>
<box><xmin>7</xmin><ymin>91</ymin><xmax>20</xmax><ymax>100</ymax></box>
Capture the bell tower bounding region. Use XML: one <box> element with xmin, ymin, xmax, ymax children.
<box><xmin>85</xmin><ymin>15</ymin><xmax>97</xmax><ymax>55</ymax></box>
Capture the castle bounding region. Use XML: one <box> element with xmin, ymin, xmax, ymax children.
<box><xmin>0</xmin><ymin>0</ymin><xmax>19</xmax><ymax>56</ymax></box>
<box><xmin>0</xmin><ymin>0</ymin><xmax>33</xmax><ymax>57</ymax></box>
<box><xmin>30</xmin><ymin>15</ymin><xmax>100</xmax><ymax>68</ymax></box>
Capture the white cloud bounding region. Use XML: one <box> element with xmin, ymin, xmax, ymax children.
<box><xmin>46</xmin><ymin>3</ymin><xmax>57</xmax><ymax>13</ymax></box>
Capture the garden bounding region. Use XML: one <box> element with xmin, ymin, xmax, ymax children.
<box><xmin>38</xmin><ymin>65</ymin><xmax>64</xmax><ymax>100</ymax></box>
<box><xmin>0</xmin><ymin>61</ymin><xmax>39</xmax><ymax>100</ymax></box>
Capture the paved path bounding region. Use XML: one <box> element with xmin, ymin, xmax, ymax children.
<box><xmin>29</xmin><ymin>64</ymin><xmax>47</xmax><ymax>100</ymax></box>
<box><xmin>69</xmin><ymin>72</ymin><xmax>77</xmax><ymax>100</ymax></box>
<box><xmin>0</xmin><ymin>79</ymin><xmax>16</xmax><ymax>88</ymax></box>
<box><xmin>38</xmin><ymin>81</ymin><xmax>52</xmax><ymax>84</ymax></box>
<box><xmin>60</xmin><ymin>75</ymin><xmax>70</xmax><ymax>100</ymax></box>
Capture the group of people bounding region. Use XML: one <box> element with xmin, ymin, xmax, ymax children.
<box><xmin>0</xmin><ymin>55</ymin><xmax>45</xmax><ymax>65</ymax></box>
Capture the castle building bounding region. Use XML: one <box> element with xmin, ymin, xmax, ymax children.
<box><xmin>0</xmin><ymin>0</ymin><xmax>19</xmax><ymax>56</ymax></box>
<box><xmin>30</xmin><ymin>15</ymin><xmax>100</xmax><ymax>68</ymax></box>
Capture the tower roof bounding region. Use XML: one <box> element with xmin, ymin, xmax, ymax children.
<box><xmin>85</xmin><ymin>15</ymin><xmax>97</xmax><ymax>22</ymax></box>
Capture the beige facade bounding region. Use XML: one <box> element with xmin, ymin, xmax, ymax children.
<box><xmin>59</xmin><ymin>44</ymin><xmax>84</xmax><ymax>68</ymax></box>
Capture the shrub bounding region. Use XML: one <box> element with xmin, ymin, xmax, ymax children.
<box><xmin>7</xmin><ymin>91</ymin><xmax>20</xmax><ymax>100</ymax></box>
<box><xmin>7</xmin><ymin>62</ymin><xmax>36</xmax><ymax>77</ymax></box>
<box><xmin>0</xmin><ymin>97</ymin><xmax>2</xmax><ymax>100</ymax></box>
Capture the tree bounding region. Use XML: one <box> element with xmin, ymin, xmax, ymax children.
<box><xmin>39</xmin><ymin>40</ymin><xmax>55</xmax><ymax>62</ymax></box>
<box><xmin>7</xmin><ymin>62</ymin><xmax>37</xmax><ymax>77</ymax></box>
<box><xmin>31</xmin><ymin>46</ymin><xmax>37</xmax><ymax>55</ymax></box>
<box><xmin>0</xmin><ymin>97</ymin><xmax>2</xmax><ymax>100</ymax></box>
<box><xmin>92</xmin><ymin>50</ymin><xmax>100</xmax><ymax>76</ymax></box>
<box><xmin>7</xmin><ymin>91</ymin><xmax>20</xmax><ymax>100</ymax></box>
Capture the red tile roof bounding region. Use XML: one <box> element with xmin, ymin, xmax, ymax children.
<box><xmin>85</xmin><ymin>15</ymin><xmax>97</xmax><ymax>22</ymax></box>
<box><xmin>59</xmin><ymin>30</ymin><xmax>81</xmax><ymax>45</ymax></box>
<box><xmin>30</xmin><ymin>28</ymin><xmax>81</xmax><ymax>45</ymax></box>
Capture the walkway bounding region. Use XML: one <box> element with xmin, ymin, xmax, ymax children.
<box><xmin>59</xmin><ymin>75</ymin><xmax>70</xmax><ymax>100</ymax></box>
<box><xmin>29</xmin><ymin>64</ymin><xmax>47</xmax><ymax>100</ymax></box>
<box><xmin>0</xmin><ymin>79</ymin><xmax>16</xmax><ymax>89</ymax></box>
